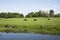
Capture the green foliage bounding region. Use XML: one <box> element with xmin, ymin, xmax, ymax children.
<box><xmin>0</xmin><ymin>12</ymin><xmax>24</xmax><ymax>18</ymax></box>
<box><xmin>25</xmin><ymin>12</ymin><xmax>34</xmax><ymax>17</ymax></box>
<box><xmin>34</xmin><ymin>19</ymin><xmax>37</xmax><ymax>21</ymax></box>
<box><xmin>48</xmin><ymin>18</ymin><xmax>50</xmax><ymax>20</ymax></box>
<box><xmin>24</xmin><ymin>19</ymin><xmax>27</xmax><ymax>21</ymax></box>
<box><xmin>4</xmin><ymin>24</ymin><xmax>17</xmax><ymax>28</ymax></box>
<box><xmin>49</xmin><ymin>10</ymin><xmax>54</xmax><ymax>17</ymax></box>
<box><xmin>0</xmin><ymin>10</ymin><xmax>60</xmax><ymax>18</ymax></box>
<box><xmin>4</xmin><ymin>24</ymin><xmax>11</xmax><ymax>28</ymax></box>
<box><xmin>54</xmin><ymin>14</ymin><xmax>60</xmax><ymax>17</ymax></box>
<box><xmin>25</xmin><ymin>10</ymin><xmax>49</xmax><ymax>17</ymax></box>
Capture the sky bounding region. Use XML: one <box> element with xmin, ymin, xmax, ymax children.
<box><xmin>0</xmin><ymin>0</ymin><xmax>60</xmax><ymax>15</ymax></box>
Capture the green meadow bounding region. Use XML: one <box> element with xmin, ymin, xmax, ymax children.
<box><xmin>0</xmin><ymin>18</ymin><xmax>60</xmax><ymax>35</ymax></box>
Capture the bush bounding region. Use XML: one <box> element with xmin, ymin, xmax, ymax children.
<box><xmin>4</xmin><ymin>24</ymin><xmax>11</xmax><ymax>28</ymax></box>
<box><xmin>34</xmin><ymin>19</ymin><xmax>37</xmax><ymax>21</ymax></box>
<box><xmin>48</xmin><ymin>18</ymin><xmax>50</xmax><ymax>20</ymax></box>
<box><xmin>24</xmin><ymin>19</ymin><xmax>27</xmax><ymax>21</ymax></box>
<box><xmin>4</xmin><ymin>24</ymin><xmax>17</xmax><ymax>28</ymax></box>
<box><xmin>4</xmin><ymin>29</ymin><xmax>10</xmax><ymax>33</ymax></box>
<box><xmin>12</xmin><ymin>25</ymin><xmax>17</xmax><ymax>28</ymax></box>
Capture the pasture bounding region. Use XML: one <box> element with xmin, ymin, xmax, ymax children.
<box><xmin>0</xmin><ymin>18</ymin><xmax>60</xmax><ymax>35</ymax></box>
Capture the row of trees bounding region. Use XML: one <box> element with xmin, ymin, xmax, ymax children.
<box><xmin>0</xmin><ymin>12</ymin><xmax>24</xmax><ymax>18</ymax></box>
<box><xmin>25</xmin><ymin>11</ymin><xmax>49</xmax><ymax>17</ymax></box>
<box><xmin>25</xmin><ymin>10</ymin><xmax>60</xmax><ymax>17</ymax></box>
<box><xmin>25</xmin><ymin>10</ymin><xmax>54</xmax><ymax>17</ymax></box>
<box><xmin>0</xmin><ymin>10</ymin><xmax>60</xmax><ymax>18</ymax></box>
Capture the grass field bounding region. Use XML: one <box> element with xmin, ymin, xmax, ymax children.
<box><xmin>0</xmin><ymin>18</ymin><xmax>60</xmax><ymax>35</ymax></box>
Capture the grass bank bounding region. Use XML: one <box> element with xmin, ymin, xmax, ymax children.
<box><xmin>0</xmin><ymin>18</ymin><xmax>60</xmax><ymax>35</ymax></box>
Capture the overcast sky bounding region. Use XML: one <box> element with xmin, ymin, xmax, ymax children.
<box><xmin>0</xmin><ymin>0</ymin><xmax>60</xmax><ymax>15</ymax></box>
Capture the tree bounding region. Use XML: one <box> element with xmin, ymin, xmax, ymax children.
<box><xmin>44</xmin><ymin>11</ymin><xmax>49</xmax><ymax>17</ymax></box>
<box><xmin>0</xmin><ymin>12</ymin><xmax>24</xmax><ymax>18</ymax></box>
<box><xmin>25</xmin><ymin>12</ymin><xmax>34</xmax><ymax>17</ymax></box>
<box><xmin>33</xmin><ymin>10</ymin><xmax>44</xmax><ymax>17</ymax></box>
<box><xmin>19</xmin><ymin>14</ymin><xmax>24</xmax><ymax>17</ymax></box>
<box><xmin>49</xmin><ymin>10</ymin><xmax>54</xmax><ymax>17</ymax></box>
<box><xmin>33</xmin><ymin>12</ymin><xmax>38</xmax><ymax>17</ymax></box>
<box><xmin>54</xmin><ymin>14</ymin><xmax>60</xmax><ymax>17</ymax></box>
<box><xmin>25</xmin><ymin>10</ymin><xmax>49</xmax><ymax>17</ymax></box>
<box><xmin>38</xmin><ymin>10</ymin><xmax>43</xmax><ymax>17</ymax></box>
<box><xmin>0</xmin><ymin>12</ymin><xmax>8</xmax><ymax>18</ymax></box>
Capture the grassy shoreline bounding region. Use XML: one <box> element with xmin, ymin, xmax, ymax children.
<box><xmin>0</xmin><ymin>18</ymin><xmax>60</xmax><ymax>35</ymax></box>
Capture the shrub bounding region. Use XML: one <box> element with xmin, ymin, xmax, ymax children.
<box><xmin>24</xmin><ymin>19</ymin><xmax>27</xmax><ymax>21</ymax></box>
<box><xmin>4</xmin><ymin>24</ymin><xmax>11</xmax><ymax>28</ymax></box>
<box><xmin>34</xmin><ymin>19</ymin><xmax>37</xmax><ymax>21</ymax></box>
<box><xmin>12</xmin><ymin>25</ymin><xmax>17</xmax><ymax>28</ymax></box>
<box><xmin>48</xmin><ymin>18</ymin><xmax>50</xmax><ymax>20</ymax></box>
<box><xmin>4</xmin><ymin>29</ymin><xmax>10</xmax><ymax>33</ymax></box>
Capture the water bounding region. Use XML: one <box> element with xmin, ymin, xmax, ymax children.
<box><xmin>0</xmin><ymin>32</ymin><xmax>60</xmax><ymax>40</ymax></box>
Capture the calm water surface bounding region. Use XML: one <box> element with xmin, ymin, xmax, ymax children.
<box><xmin>0</xmin><ymin>32</ymin><xmax>60</xmax><ymax>40</ymax></box>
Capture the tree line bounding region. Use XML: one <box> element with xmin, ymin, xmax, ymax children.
<box><xmin>0</xmin><ymin>12</ymin><xmax>24</xmax><ymax>18</ymax></box>
<box><xmin>0</xmin><ymin>9</ymin><xmax>60</xmax><ymax>18</ymax></box>
<box><xmin>25</xmin><ymin>10</ymin><xmax>60</xmax><ymax>17</ymax></box>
